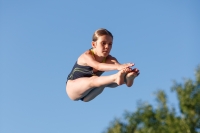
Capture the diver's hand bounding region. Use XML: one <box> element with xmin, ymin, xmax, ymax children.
<box><xmin>117</xmin><ymin>63</ymin><xmax>134</xmax><ymax>70</ymax></box>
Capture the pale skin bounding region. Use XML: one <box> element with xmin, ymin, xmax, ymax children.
<box><xmin>66</xmin><ymin>35</ymin><xmax>140</xmax><ymax>102</ymax></box>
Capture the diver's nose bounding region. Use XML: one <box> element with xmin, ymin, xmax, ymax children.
<box><xmin>105</xmin><ymin>44</ymin><xmax>109</xmax><ymax>48</ymax></box>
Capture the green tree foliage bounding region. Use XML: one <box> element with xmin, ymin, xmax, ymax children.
<box><xmin>104</xmin><ymin>66</ymin><xmax>200</xmax><ymax>133</ymax></box>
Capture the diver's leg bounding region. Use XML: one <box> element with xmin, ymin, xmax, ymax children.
<box><xmin>66</xmin><ymin>68</ymin><xmax>130</xmax><ymax>101</ymax></box>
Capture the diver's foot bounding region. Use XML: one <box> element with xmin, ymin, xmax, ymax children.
<box><xmin>115</xmin><ymin>68</ymin><xmax>131</xmax><ymax>85</ymax></box>
<box><xmin>125</xmin><ymin>68</ymin><xmax>140</xmax><ymax>87</ymax></box>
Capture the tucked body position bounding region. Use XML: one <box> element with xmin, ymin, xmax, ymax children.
<box><xmin>66</xmin><ymin>28</ymin><xmax>140</xmax><ymax>102</ymax></box>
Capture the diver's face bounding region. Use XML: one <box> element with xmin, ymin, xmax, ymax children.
<box><xmin>93</xmin><ymin>35</ymin><xmax>113</xmax><ymax>57</ymax></box>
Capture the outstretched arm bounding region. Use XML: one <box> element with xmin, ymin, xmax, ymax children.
<box><xmin>106</xmin><ymin>55</ymin><xmax>135</xmax><ymax>70</ymax></box>
<box><xmin>82</xmin><ymin>53</ymin><xmax>134</xmax><ymax>71</ymax></box>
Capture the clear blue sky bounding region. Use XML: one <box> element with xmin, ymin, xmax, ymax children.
<box><xmin>0</xmin><ymin>1</ymin><xmax>200</xmax><ymax>133</ymax></box>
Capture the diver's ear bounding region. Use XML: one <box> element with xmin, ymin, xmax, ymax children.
<box><xmin>91</xmin><ymin>41</ymin><xmax>96</xmax><ymax>48</ymax></box>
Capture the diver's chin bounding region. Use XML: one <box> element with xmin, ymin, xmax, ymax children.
<box><xmin>102</xmin><ymin>53</ymin><xmax>108</xmax><ymax>57</ymax></box>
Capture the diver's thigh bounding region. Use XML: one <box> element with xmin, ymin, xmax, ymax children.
<box><xmin>66</xmin><ymin>77</ymin><xmax>97</xmax><ymax>99</ymax></box>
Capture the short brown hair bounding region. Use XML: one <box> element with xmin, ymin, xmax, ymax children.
<box><xmin>92</xmin><ymin>28</ymin><xmax>113</xmax><ymax>41</ymax></box>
